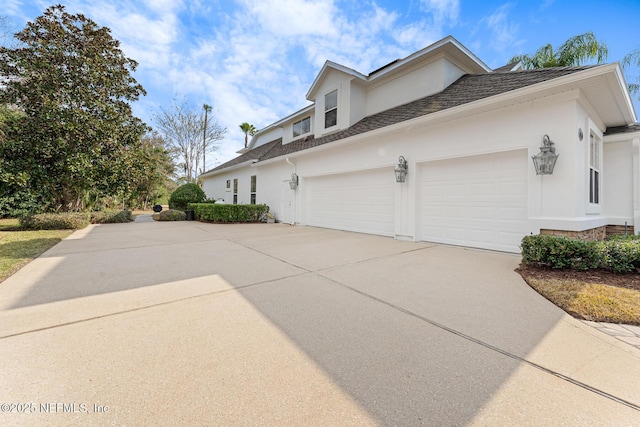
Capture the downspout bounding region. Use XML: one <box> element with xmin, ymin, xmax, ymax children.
<box><xmin>286</xmin><ymin>158</ymin><xmax>296</xmax><ymax>225</ymax></box>
<box><xmin>633</xmin><ymin>137</ymin><xmax>640</xmax><ymax>235</ymax></box>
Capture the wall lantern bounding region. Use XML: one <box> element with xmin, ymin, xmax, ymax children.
<box><xmin>395</xmin><ymin>156</ymin><xmax>408</xmax><ymax>183</ymax></box>
<box><xmin>532</xmin><ymin>135</ymin><xmax>559</xmax><ymax>175</ymax></box>
<box><xmin>289</xmin><ymin>173</ymin><xmax>299</xmax><ymax>190</ymax></box>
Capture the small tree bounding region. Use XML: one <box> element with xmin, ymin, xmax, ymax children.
<box><xmin>623</xmin><ymin>49</ymin><xmax>640</xmax><ymax>99</ymax></box>
<box><xmin>239</xmin><ymin>122</ymin><xmax>257</xmax><ymax>148</ymax></box>
<box><xmin>169</xmin><ymin>183</ymin><xmax>205</xmax><ymax>211</ymax></box>
<box><xmin>154</xmin><ymin>100</ymin><xmax>226</xmax><ymax>183</ymax></box>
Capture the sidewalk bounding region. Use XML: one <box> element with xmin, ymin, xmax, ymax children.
<box><xmin>582</xmin><ymin>321</ymin><xmax>640</xmax><ymax>350</ymax></box>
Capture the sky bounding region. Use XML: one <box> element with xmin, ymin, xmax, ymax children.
<box><xmin>4</xmin><ymin>0</ymin><xmax>640</xmax><ymax>169</ymax></box>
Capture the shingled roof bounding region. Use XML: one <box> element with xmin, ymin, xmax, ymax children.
<box><xmin>206</xmin><ymin>66</ymin><xmax>595</xmax><ymax>174</ymax></box>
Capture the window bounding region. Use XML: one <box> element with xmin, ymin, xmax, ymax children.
<box><xmin>250</xmin><ymin>175</ymin><xmax>257</xmax><ymax>204</ymax></box>
<box><xmin>233</xmin><ymin>178</ymin><xmax>238</xmax><ymax>204</ymax></box>
<box><xmin>324</xmin><ymin>90</ymin><xmax>337</xmax><ymax>128</ymax></box>
<box><xmin>589</xmin><ymin>132</ymin><xmax>601</xmax><ymax>205</ymax></box>
<box><xmin>293</xmin><ymin>117</ymin><xmax>311</xmax><ymax>137</ymax></box>
<box><xmin>226</xmin><ymin>179</ymin><xmax>231</xmax><ymax>191</ymax></box>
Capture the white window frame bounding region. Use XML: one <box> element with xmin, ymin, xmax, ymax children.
<box><xmin>250</xmin><ymin>175</ymin><xmax>257</xmax><ymax>204</ymax></box>
<box><xmin>324</xmin><ymin>90</ymin><xmax>337</xmax><ymax>129</ymax></box>
<box><xmin>586</xmin><ymin>126</ymin><xmax>603</xmax><ymax>214</ymax></box>
<box><xmin>293</xmin><ymin>116</ymin><xmax>311</xmax><ymax>138</ymax></box>
<box><xmin>233</xmin><ymin>178</ymin><xmax>238</xmax><ymax>205</ymax></box>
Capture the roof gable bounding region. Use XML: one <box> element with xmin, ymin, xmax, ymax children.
<box><xmin>305</xmin><ymin>36</ymin><xmax>491</xmax><ymax>101</ymax></box>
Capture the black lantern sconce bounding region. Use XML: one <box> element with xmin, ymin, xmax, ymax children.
<box><xmin>532</xmin><ymin>135</ymin><xmax>559</xmax><ymax>175</ymax></box>
<box><xmin>395</xmin><ymin>156</ymin><xmax>408</xmax><ymax>183</ymax></box>
<box><xmin>289</xmin><ymin>173</ymin><xmax>299</xmax><ymax>190</ymax></box>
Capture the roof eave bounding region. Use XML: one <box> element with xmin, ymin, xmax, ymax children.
<box><xmin>199</xmin><ymin>159</ymin><xmax>257</xmax><ymax>179</ymax></box>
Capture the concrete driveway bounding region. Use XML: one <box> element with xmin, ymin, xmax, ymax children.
<box><xmin>1</xmin><ymin>221</ymin><xmax>639</xmax><ymax>426</ymax></box>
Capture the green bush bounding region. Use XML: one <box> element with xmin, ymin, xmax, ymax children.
<box><xmin>19</xmin><ymin>212</ymin><xmax>91</xmax><ymax>230</ymax></box>
<box><xmin>189</xmin><ymin>203</ymin><xmax>269</xmax><ymax>223</ymax></box>
<box><xmin>168</xmin><ymin>183</ymin><xmax>205</xmax><ymax>211</ymax></box>
<box><xmin>0</xmin><ymin>190</ymin><xmax>44</xmax><ymax>218</ymax></box>
<box><xmin>157</xmin><ymin>209</ymin><xmax>186</xmax><ymax>221</ymax></box>
<box><xmin>90</xmin><ymin>210</ymin><xmax>132</xmax><ymax>224</ymax></box>
<box><xmin>521</xmin><ymin>234</ymin><xmax>640</xmax><ymax>273</ymax></box>
<box><xmin>597</xmin><ymin>239</ymin><xmax>640</xmax><ymax>273</ymax></box>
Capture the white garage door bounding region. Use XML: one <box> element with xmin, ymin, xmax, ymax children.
<box><xmin>418</xmin><ymin>150</ymin><xmax>528</xmax><ymax>252</ymax></box>
<box><xmin>305</xmin><ymin>168</ymin><xmax>395</xmax><ymax>236</ymax></box>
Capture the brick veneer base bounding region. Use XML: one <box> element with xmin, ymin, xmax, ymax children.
<box><xmin>540</xmin><ymin>226</ymin><xmax>607</xmax><ymax>241</ymax></box>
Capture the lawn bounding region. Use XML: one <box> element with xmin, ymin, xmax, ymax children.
<box><xmin>0</xmin><ymin>218</ymin><xmax>72</xmax><ymax>283</ymax></box>
<box><xmin>517</xmin><ymin>265</ymin><xmax>640</xmax><ymax>326</ymax></box>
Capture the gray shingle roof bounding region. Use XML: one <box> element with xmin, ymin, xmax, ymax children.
<box><xmin>206</xmin><ymin>66</ymin><xmax>595</xmax><ymax>174</ymax></box>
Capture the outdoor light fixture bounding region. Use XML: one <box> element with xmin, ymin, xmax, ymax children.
<box><xmin>289</xmin><ymin>172</ymin><xmax>299</xmax><ymax>190</ymax></box>
<box><xmin>395</xmin><ymin>156</ymin><xmax>408</xmax><ymax>183</ymax></box>
<box><xmin>532</xmin><ymin>135</ymin><xmax>559</xmax><ymax>175</ymax></box>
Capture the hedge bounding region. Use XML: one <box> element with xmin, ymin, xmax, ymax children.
<box><xmin>521</xmin><ymin>234</ymin><xmax>640</xmax><ymax>273</ymax></box>
<box><xmin>189</xmin><ymin>203</ymin><xmax>269</xmax><ymax>223</ymax></box>
<box><xmin>157</xmin><ymin>209</ymin><xmax>186</xmax><ymax>221</ymax></box>
<box><xmin>19</xmin><ymin>212</ymin><xmax>91</xmax><ymax>230</ymax></box>
<box><xmin>90</xmin><ymin>210</ymin><xmax>132</xmax><ymax>224</ymax></box>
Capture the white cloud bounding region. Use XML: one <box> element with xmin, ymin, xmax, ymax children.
<box><xmin>242</xmin><ymin>0</ymin><xmax>338</xmax><ymax>37</ymax></box>
<box><xmin>483</xmin><ymin>4</ymin><xmax>521</xmax><ymax>53</ymax></box>
<box><xmin>420</xmin><ymin>0</ymin><xmax>459</xmax><ymax>26</ymax></box>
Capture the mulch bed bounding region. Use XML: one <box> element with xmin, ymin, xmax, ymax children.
<box><xmin>516</xmin><ymin>265</ymin><xmax>640</xmax><ymax>292</ymax></box>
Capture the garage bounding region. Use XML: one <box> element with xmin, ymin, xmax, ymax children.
<box><xmin>418</xmin><ymin>150</ymin><xmax>529</xmax><ymax>252</ymax></box>
<box><xmin>305</xmin><ymin>167</ymin><xmax>395</xmax><ymax>236</ymax></box>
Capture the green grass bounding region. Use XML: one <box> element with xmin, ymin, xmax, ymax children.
<box><xmin>0</xmin><ymin>218</ymin><xmax>72</xmax><ymax>283</ymax></box>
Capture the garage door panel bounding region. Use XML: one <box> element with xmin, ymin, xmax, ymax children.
<box><xmin>419</xmin><ymin>150</ymin><xmax>528</xmax><ymax>252</ymax></box>
<box><xmin>306</xmin><ymin>168</ymin><xmax>395</xmax><ymax>236</ymax></box>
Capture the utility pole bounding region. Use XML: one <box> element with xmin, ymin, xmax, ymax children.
<box><xmin>202</xmin><ymin>104</ymin><xmax>212</xmax><ymax>177</ymax></box>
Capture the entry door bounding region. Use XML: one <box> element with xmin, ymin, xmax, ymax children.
<box><xmin>280</xmin><ymin>180</ymin><xmax>294</xmax><ymax>224</ymax></box>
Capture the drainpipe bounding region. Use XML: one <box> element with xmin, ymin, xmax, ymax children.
<box><xmin>286</xmin><ymin>158</ymin><xmax>296</xmax><ymax>225</ymax></box>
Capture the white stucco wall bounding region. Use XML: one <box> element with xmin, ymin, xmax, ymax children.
<box><xmin>366</xmin><ymin>57</ymin><xmax>465</xmax><ymax>116</ymax></box>
<box><xmin>252</xmin><ymin>126</ymin><xmax>283</xmax><ymax>148</ymax></box>
<box><xmin>253</xmin><ymin>161</ymin><xmax>293</xmax><ymax>221</ymax></box>
<box><xmin>603</xmin><ymin>139</ymin><xmax>634</xmax><ymax>224</ymax></box>
<box><xmin>201</xmin><ymin>167</ymin><xmax>255</xmax><ymax>205</ymax></box>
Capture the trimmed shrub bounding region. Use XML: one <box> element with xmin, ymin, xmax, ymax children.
<box><xmin>19</xmin><ymin>212</ymin><xmax>91</xmax><ymax>230</ymax></box>
<box><xmin>168</xmin><ymin>183</ymin><xmax>205</xmax><ymax>211</ymax></box>
<box><xmin>90</xmin><ymin>210</ymin><xmax>132</xmax><ymax>224</ymax></box>
<box><xmin>157</xmin><ymin>209</ymin><xmax>186</xmax><ymax>221</ymax></box>
<box><xmin>597</xmin><ymin>239</ymin><xmax>640</xmax><ymax>273</ymax></box>
<box><xmin>189</xmin><ymin>203</ymin><xmax>269</xmax><ymax>223</ymax></box>
<box><xmin>521</xmin><ymin>234</ymin><xmax>640</xmax><ymax>273</ymax></box>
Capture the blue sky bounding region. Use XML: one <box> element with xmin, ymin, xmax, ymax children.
<box><xmin>4</xmin><ymin>0</ymin><xmax>640</xmax><ymax>168</ymax></box>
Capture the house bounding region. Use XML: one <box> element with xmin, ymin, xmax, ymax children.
<box><xmin>200</xmin><ymin>36</ymin><xmax>639</xmax><ymax>253</ymax></box>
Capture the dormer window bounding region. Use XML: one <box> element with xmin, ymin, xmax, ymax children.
<box><xmin>293</xmin><ymin>116</ymin><xmax>311</xmax><ymax>137</ymax></box>
<box><xmin>325</xmin><ymin>90</ymin><xmax>337</xmax><ymax>128</ymax></box>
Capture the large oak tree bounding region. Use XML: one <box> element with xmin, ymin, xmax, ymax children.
<box><xmin>0</xmin><ymin>5</ymin><xmax>148</xmax><ymax>212</ymax></box>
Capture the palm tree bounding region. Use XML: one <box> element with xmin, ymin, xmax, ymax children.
<box><xmin>239</xmin><ymin>122</ymin><xmax>257</xmax><ymax>148</ymax></box>
<box><xmin>622</xmin><ymin>49</ymin><xmax>640</xmax><ymax>98</ymax></box>
<box><xmin>509</xmin><ymin>32</ymin><xmax>608</xmax><ymax>69</ymax></box>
